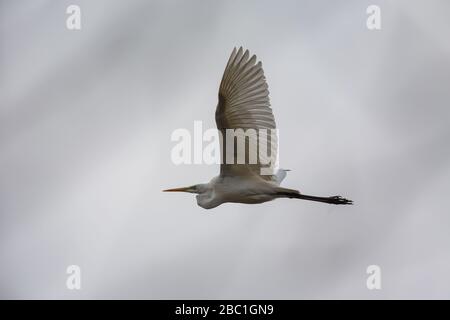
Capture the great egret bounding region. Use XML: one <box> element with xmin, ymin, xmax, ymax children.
<box><xmin>164</xmin><ymin>47</ymin><xmax>352</xmax><ymax>209</ymax></box>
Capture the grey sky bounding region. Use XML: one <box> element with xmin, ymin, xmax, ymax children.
<box><xmin>1</xmin><ymin>0</ymin><xmax>449</xmax><ymax>299</ymax></box>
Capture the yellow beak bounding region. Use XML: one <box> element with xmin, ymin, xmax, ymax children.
<box><xmin>163</xmin><ymin>187</ymin><xmax>192</xmax><ymax>192</ymax></box>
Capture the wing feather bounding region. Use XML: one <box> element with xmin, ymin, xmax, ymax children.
<box><xmin>216</xmin><ymin>47</ymin><xmax>278</xmax><ymax>180</ymax></box>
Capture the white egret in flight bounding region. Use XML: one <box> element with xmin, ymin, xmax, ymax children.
<box><xmin>164</xmin><ymin>47</ymin><xmax>352</xmax><ymax>209</ymax></box>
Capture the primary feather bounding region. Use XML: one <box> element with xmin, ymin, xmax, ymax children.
<box><xmin>216</xmin><ymin>46</ymin><xmax>278</xmax><ymax>181</ymax></box>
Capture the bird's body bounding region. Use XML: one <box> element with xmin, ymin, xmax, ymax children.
<box><xmin>195</xmin><ymin>174</ymin><xmax>282</xmax><ymax>209</ymax></box>
<box><xmin>164</xmin><ymin>47</ymin><xmax>352</xmax><ymax>209</ymax></box>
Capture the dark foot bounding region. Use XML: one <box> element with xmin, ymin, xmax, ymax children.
<box><xmin>328</xmin><ymin>196</ymin><xmax>353</xmax><ymax>205</ymax></box>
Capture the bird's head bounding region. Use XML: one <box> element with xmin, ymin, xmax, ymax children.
<box><xmin>163</xmin><ymin>183</ymin><xmax>218</xmax><ymax>209</ymax></box>
<box><xmin>163</xmin><ymin>184</ymin><xmax>208</xmax><ymax>194</ymax></box>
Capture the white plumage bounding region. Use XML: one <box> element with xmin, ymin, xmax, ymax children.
<box><xmin>164</xmin><ymin>47</ymin><xmax>352</xmax><ymax>209</ymax></box>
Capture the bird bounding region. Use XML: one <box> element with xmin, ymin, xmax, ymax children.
<box><xmin>164</xmin><ymin>47</ymin><xmax>352</xmax><ymax>209</ymax></box>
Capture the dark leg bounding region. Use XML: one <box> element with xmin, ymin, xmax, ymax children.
<box><xmin>294</xmin><ymin>194</ymin><xmax>353</xmax><ymax>205</ymax></box>
<box><xmin>276</xmin><ymin>190</ymin><xmax>353</xmax><ymax>205</ymax></box>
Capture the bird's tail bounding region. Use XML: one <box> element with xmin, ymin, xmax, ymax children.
<box><xmin>275</xmin><ymin>187</ymin><xmax>353</xmax><ymax>205</ymax></box>
<box><xmin>274</xmin><ymin>168</ymin><xmax>290</xmax><ymax>185</ymax></box>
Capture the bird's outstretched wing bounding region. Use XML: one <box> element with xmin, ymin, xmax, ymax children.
<box><xmin>216</xmin><ymin>47</ymin><xmax>278</xmax><ymax>180</ymax></box>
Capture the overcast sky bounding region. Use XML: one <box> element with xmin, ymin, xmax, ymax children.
<box><xmin>1</xmin><ymin>0</ymin><xmax>450</xmax><ymax>299</ymax></box>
